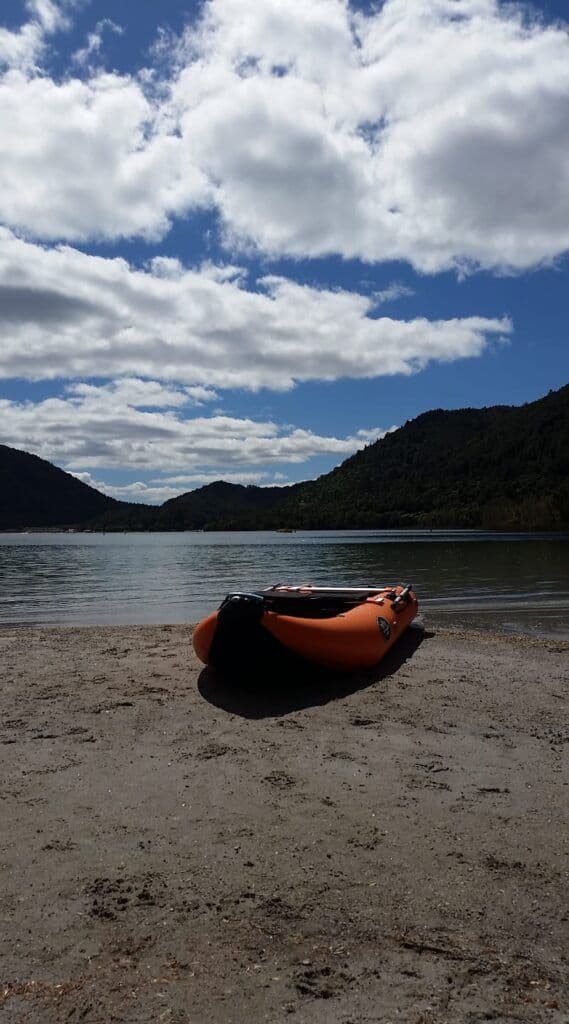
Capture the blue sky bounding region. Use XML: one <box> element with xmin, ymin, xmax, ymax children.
<box><xmin>0</xmin><ymin>0</ymin><xmax>568</xmax><ymax>503</ymax></box>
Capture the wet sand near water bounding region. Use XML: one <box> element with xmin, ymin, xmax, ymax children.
<box><xmin>0</xmin><ymin>623</ymin><xmax>568</xmax><ymax>1023</ymax></box>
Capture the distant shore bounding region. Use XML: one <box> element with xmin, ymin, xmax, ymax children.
<box><xmin>1</xmin><ymin>623</ymin><xmax>567</xmax><ymax>1023</ymax></box>
<box><xmin>2</xmin><ymin>525</ymin><xmax>569</xmax><ymax>534</ymax></box>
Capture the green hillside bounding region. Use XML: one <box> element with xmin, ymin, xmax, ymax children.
<box><xmin>0</xmin><ymin>444</ymin><xmax>119</xmax><ymax>529</ymax></box>
<box><xmin>2</xmin><ymin>384</ymin><xmax>568</xmax><ymax>531</ymax></box>
<box><xmin>156</xmin><ymin>383</ymin><xmax>569</xmax><ymax>531</ymax></box>
<box><xmin>160</xmin><ymin>481</ymin><xmax>296</xmax><ymax>529</ymax></box>
<box><xmin>88</xmin><ymin>480</ymin><xmax>297</xmax><ymax>531</ymax></box>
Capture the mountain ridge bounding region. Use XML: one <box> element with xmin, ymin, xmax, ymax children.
<box><xmin>2</xmin><ymin>383</ymin><xmax>568</xmax><ymax>531</ymax></box>
<box><xmin>0</xmin><ymin>443</ymin><xmax>119</xmax><ymax>530</ymax></box>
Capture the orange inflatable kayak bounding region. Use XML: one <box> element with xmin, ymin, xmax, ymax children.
<box><xmin>193</xmin><ymin>584</ymin><xmax>418</xmax><ymax>674</ymax></box>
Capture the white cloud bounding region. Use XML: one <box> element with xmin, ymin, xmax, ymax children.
<box><xmin>184</xmin><ymin>385</ymin><xmax>219</xmax><ymax>404</ymax></box>
<box><xmin>0</xmin><ymin>0</ymin><xmax>68</xmax><ymax>70</ymax></box>
<box><xmin>0</xmin><ymin>23</ymin><xmax>44</xmax><ymax>69</ymax></box>
<box><xmin>71</xmin><ymin>469</ymin><xmax>291</xmax><ymax>504</ymax></box>
<box><xmin>1</xmin><ymin>0</ymin><xmax>569</xmax><ymax>270</ymax></box>
<box><xmin>0</xmin><ymin>70</ymin><xmax>208</xmax><ymax>242</ymax></box>
<box><xmin>152</xmin><ymin>471</ymin><xmax>283</xmax><ymax>486</ymax></box>
<box><xmin>0</xmin><ymin>378</ymin><xmax>395</xmax><ymax>481</ymax></box>
<box><xmin>174</xmin><ymin>0</ymin><xmax>569</xmax><ymax>272</ymax></box>
<box><xmin>353</xmin><ymin>426</ymin><xmax>397</xmax><ymax>443</ymax></box>
<box><xmin>72</xmin><ymin>18</ymin><xmax>123</xmax><ymax>69</ymax></box>
<box><xmin>0</xmin><ymin>230</ymin><xmax>509</xmax><ymax>390</ymax></box>
<box><xmin>27</xmin><ymin>0</ymin><xmax>68</xmax><ymax>35</ymax></box>
<box><xmin>374</xmin><ymin>282</ymin><xmax>414</xmax><ymax>305</ymax></box>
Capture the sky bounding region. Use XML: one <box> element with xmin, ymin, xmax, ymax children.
<box><xmin>0</xmin><ymin>0</ymin><xmax>568</xmax><ymax>504</ymax></box>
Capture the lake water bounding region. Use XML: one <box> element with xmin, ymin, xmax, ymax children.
<box><xmin>1</xmin><ymin>530</ymin><xmax>568</xmax><ymax>638</ymax></box>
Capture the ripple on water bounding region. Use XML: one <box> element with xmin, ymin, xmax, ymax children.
<box><xmin>0</xmin><ymin>530</ymin><xmax>567</xmax><ymax>636</ymax></box>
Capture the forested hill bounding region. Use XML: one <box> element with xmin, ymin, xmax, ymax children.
<box><xmin>2</xmin><ymin>384</ymin><xmax>568</xmax><ymax>531</ymax></box>
<box><xmin>153</xmin><ymin>383</ymin><xmax>569</xmax><ymax>531</ymax></box>
<box><xmin>88</xmin><ymin>480</ymin><xmax>304</xmax><ymax>532</ymax></box>
<box><xmin>0</xmin><ymin>444</ymin><xmax>119</xmax><ymax>529</ymax></box>
<box><xmin>266</xmin><ymin>383</ymin><xmax>569</xmax><ymax>530</ymax></box>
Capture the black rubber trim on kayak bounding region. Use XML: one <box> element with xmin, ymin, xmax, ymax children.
<box><xmin>217</xmin><ymin>592</ymin><xmax>265</xmax><ymax>620</ymax></box>
<box><xmin>266</xmin><ymin>593</ymin><xmax>378</xmax><ymax>614</ymax></box>
<box><xmin>262</xmin><ymin>590</ymin><xmax>369</xmax><ymax>619</ymax></box>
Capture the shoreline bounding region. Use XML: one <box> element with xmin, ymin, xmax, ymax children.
<box><xmin>1</xmin><ymin>624</ymin><xmax>567</xmax><ymax>1022</ymax></box>
<box><xmin>2</xmin><ymin>527</ymin><xmax>569</xmax><ymax>537</ymax></box>
<box><xmin>2</xmin><ymin>617</ymin><xmax>569</xmax><ymax>644</ymax></box>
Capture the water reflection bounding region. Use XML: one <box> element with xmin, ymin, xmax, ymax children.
<box><xmin>0</xmin><ymin>531</ymin><xmax>568</xmax><ymax>636</ymax></box>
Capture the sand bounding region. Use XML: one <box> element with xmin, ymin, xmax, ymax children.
<box><xmin>0</xmin><ymin>621</ymin><xmax>568</xmax><ymax>1024</ymax></box>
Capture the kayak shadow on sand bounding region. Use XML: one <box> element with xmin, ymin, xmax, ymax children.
<box><xmin>197</xmin><ymin>622</ymin><xmax>431</xmax><ymax>719</ymax></box>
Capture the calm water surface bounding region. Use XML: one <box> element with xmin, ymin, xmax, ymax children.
<box><xmin>1</xmin><ymin>530</ymin><xmax>568</xmax><ymax>637</ymax></box>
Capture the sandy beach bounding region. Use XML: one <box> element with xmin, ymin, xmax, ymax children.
<box><xmin>1</xmin><ymin>621</ymin><xmax>567</xmax><ymax>1023</ymax></box>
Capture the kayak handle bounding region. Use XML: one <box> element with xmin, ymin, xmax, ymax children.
<box><xmin>391</xmin><ymin>583</ymin><xmax>414</xmax><ymax>608</ymax></box>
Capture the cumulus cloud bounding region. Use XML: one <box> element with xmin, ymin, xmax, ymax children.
<box><xmin>0</xmin><ymin>70</ymin><xmax>208</xmax><ymax>241</ymax></box>
<box><xmin>0</xmin><ymin>230</ymin><xmax>509</xmax><ymax>389</ymax></box>
<box><xmin>71</xmin><ymin>469</ymin><xmax>292</xmax><ymax>504</ymax></box>
<box><xmin>174</xmin><ymin>0</ymin><xmax>569</xmax><ymax>271</ymax></box>
<box><xmin>1</xmin><ymin>0</ymin><xmax>569</xmax><ymax>270</ymax></box>
<box><xmin>0</xmin><ymin>378</ymin><xmax>392</xmax><ymax>484</ymax></box>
